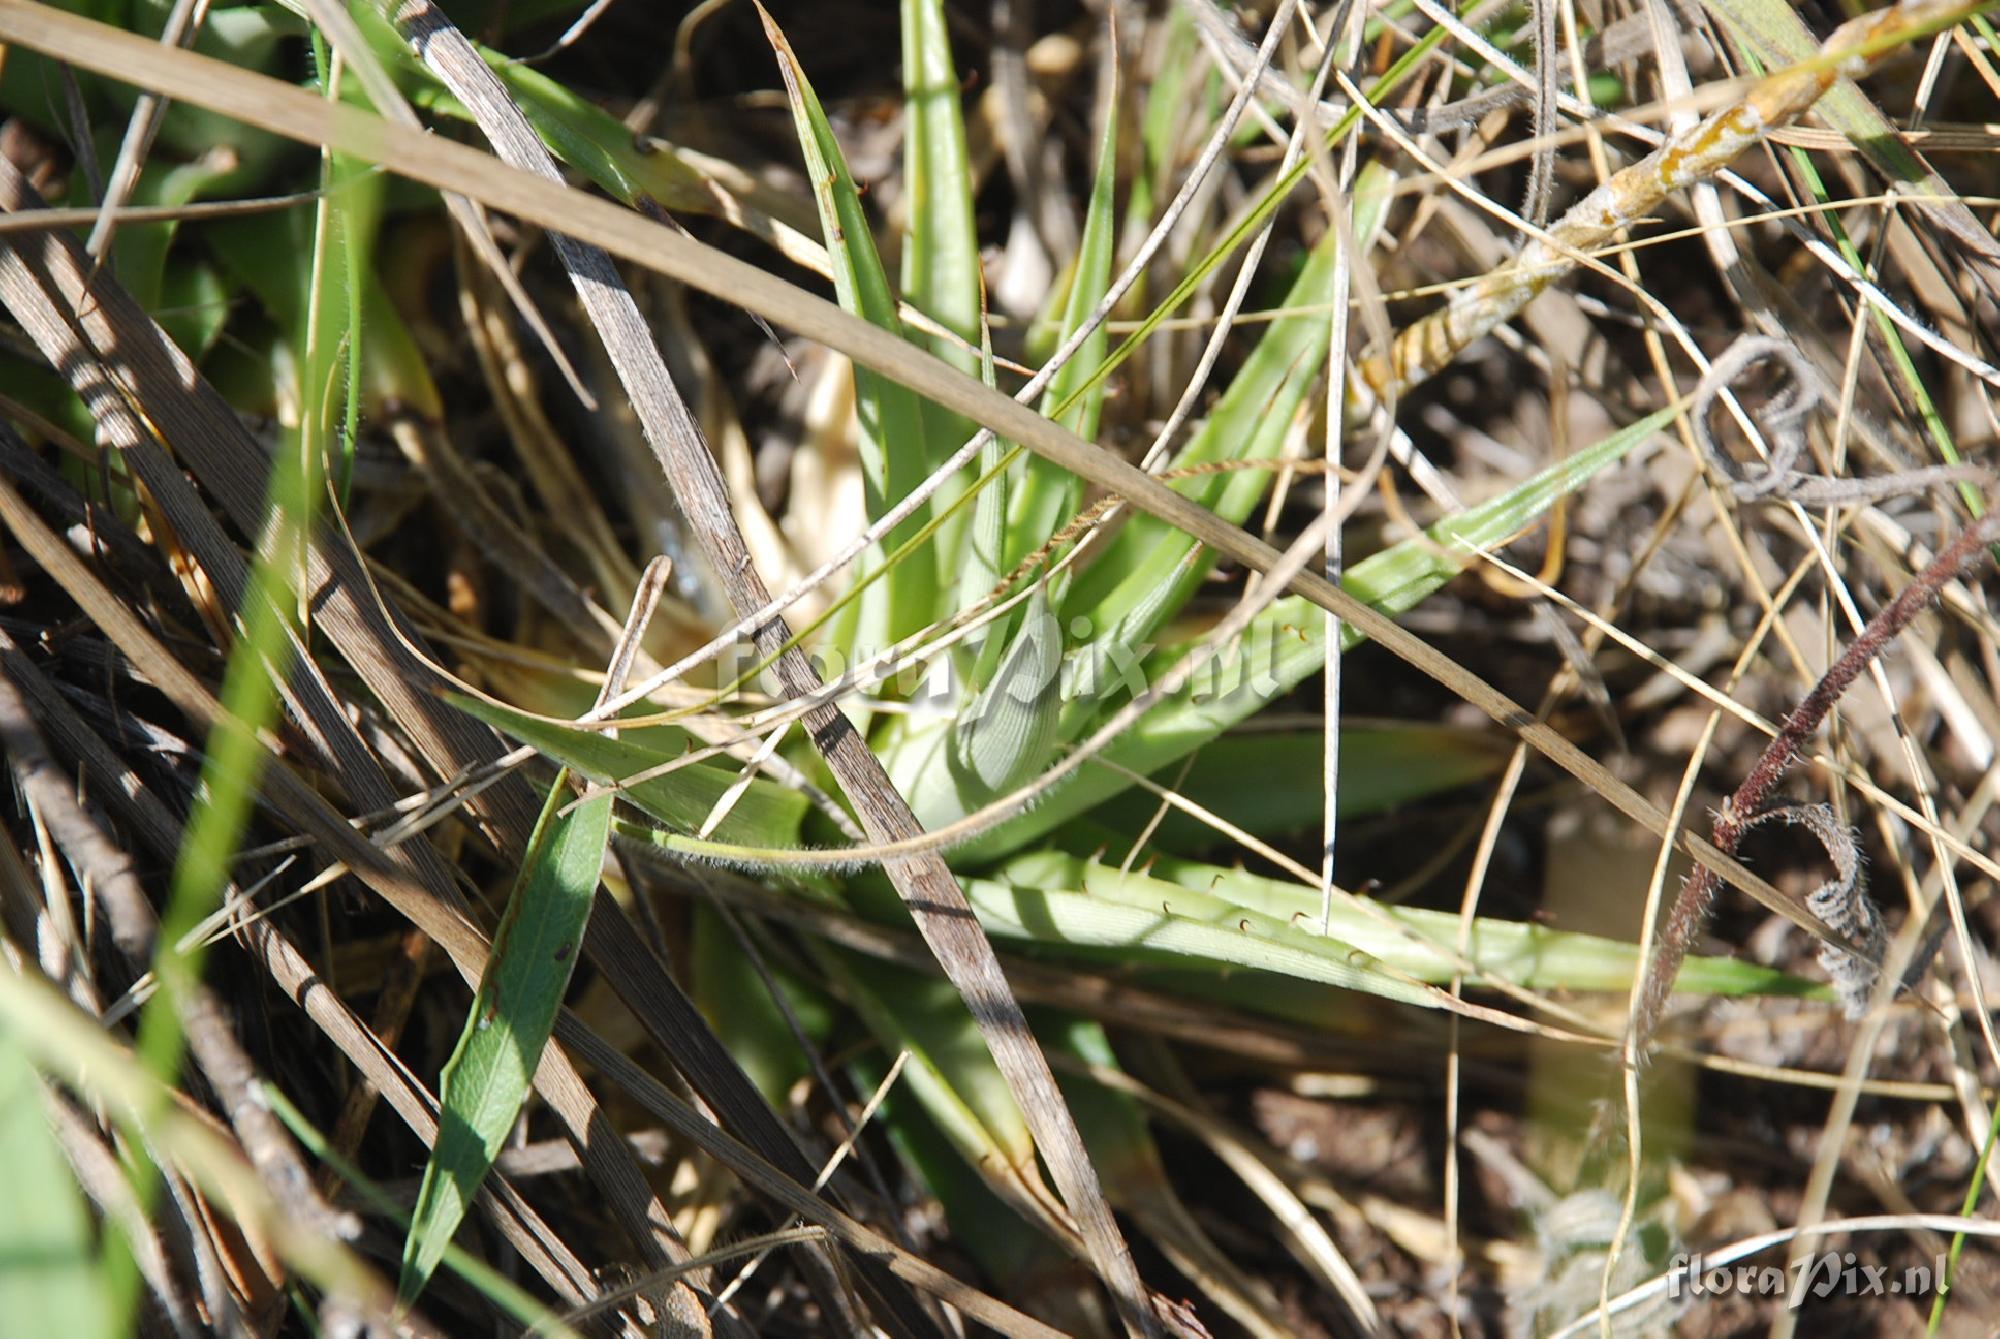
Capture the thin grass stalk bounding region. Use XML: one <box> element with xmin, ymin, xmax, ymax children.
<box><xmin>1354</xmin><ymin>0</ymin><xmax>1982</xmax><ymax>403</ymax></box>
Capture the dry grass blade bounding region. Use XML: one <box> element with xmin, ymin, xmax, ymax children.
<box><xmin>390</xmin><ymin>1</ymin><xmax>1146</xmax><ymax>1331</ymax></box>
<box><xmin>0</xmin><ymin>0</ymin><xmax>1848</xmax><ymax>947</ymax></box>
<box><xmin>0</xmin><ymin>153</ymin><xmax>710</xmax><ymax>1308</ymax></box>
<box><xmin>0</xmin><ymin>465</ymin><xmax>1061</xmax><ymax>1336</ymax></box>
<box><xmin>0</xmin><ymin>667</ymin><xmax>351</xmax><ymax>1255</ymax></box>
<box><xmin>1353</xmin><ymin>0</ymin><xmax>1982</xmax><ymax>402</ymax></box>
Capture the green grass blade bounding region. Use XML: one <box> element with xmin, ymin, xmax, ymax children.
<box><xmin>764</xmin><ymin>9</ymin><xmax>937</xmax><ymax>647</ymax></box>
<box><xmin>104</xmin><ymin>236</ymin><xmax>340</xmax><ymax>1329</ymax></box>
<box><xmin>899</xmin><ymin>0</ymin><xmax>979</xmax><ymax>372</ymax></box>
<box><xmin>900</xmin><ymin>0</ymin><xmax>981</xmax><ymax>565</ymax></box>
<box><xmin>400</xmin><ymin>778</ymin><xmax>611</xmax><ymax>1300</ymax></box>
<box><xmin>0</xmin><ymin>1026</ymin><xmax>106</xmax><ymax>1339</ymax></box>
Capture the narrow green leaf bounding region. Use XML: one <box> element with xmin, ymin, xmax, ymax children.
<box><xmin>1006</xmin><ymin>68</ymin><xmax>1119</xmax><ymax>571</ymax></box>
<box><xmin>205</xmin><ymin>205</ymin><xmax>438</xmax><ymax>423</ymax></box>
<box><xmin>0</xmin><ymin>1026</ymin><xmax>105</xmax><ymax>1339</ymax></box>
<box><xmin>400</xmin><ymin>778</ymin><xmax>611</xmax><ymax>1300</ymax></box>
<box><xmin>764</xmin><ymin>9</ymin><xmax>937</xmax><ymax>647</ymax></box>
<box><xmin>899</xmin><ymin>0</ymin><xmax>980</xmax><ymax>371</ymax></box>
<box><xmin>954</xmin><ymin>403</ymin><xmax>1676</xmax><ymax>858</ymax></box>
<box><xmin>449</xmin><ymin>694</ymin><xmax>809</xmax><ymax>847</ymax></box>
<box><xmin>984</xmin><ymin>853</ymin><xmax>1812</xmax><ymax>999</ymax></box>
<box><xmin>900</xmin><ymin>0</ymin><xmax>982</xmax><ymax>562</ymax></box>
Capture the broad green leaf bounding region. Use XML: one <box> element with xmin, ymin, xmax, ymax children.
<box><xmin>986</xmin><ymin>853</ymin><xmax>1813</xmax><ymax>999</ymax></box>
<box><xmin>0</xmin><ymin>1026</ymin><xmax>105</xmax><ymax>1339</ymax></box>
<box><xmin>765</xmin><ymin>10</ymin><xmax>937</xmax><ymax>648</ymax></box>
<box><xmin>449</xmin><ymin>694</ymin><xmax>809</xmax><ymax>847</ymax></box>
<box><xmin>953</xmin><ymin>403</ymin><xmax>1677</xmax><ymax>858</ymax></box>
<box><xmin>401</xmin><ymin>778</ymin><xmax>611</xmax><ymax>1300</ymax></box>
<box><xmin>0</xmin><ymin>6</ymin><xmax>295</xmax><ymax>168</ymax></box>
<box><xmin>1088</xmin><ymin>721</ymin><xmax>1513</xmax><ymax>847</ymax></box>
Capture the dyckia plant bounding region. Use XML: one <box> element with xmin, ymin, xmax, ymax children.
<box><xmin>3</xmin><ymin>0</ymin><xmax>1986</xmax><ymax>1335</ymax></box>
<box><xmin>443</xmin><ymin>1</ymin><xmax>1827</xmax><ymax>1323</ymax></box>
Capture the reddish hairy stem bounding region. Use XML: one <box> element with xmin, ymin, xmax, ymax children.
<box><xmin>1629</xmin><ymin>514</ymin><xmax>2000</xmax><ymax>1056</ymax></box>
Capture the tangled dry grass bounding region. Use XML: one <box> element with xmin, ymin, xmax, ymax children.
<box><xmin>0</xmin><ymin>1</ymin><xmax>1998</xmax><ymax>1336</ymax></box>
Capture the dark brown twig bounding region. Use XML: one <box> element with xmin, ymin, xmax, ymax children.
<box><xmin>1629</xmin><ymin>513</ymin><xmax>2000</xmax><ymax>1057</ymax></box>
